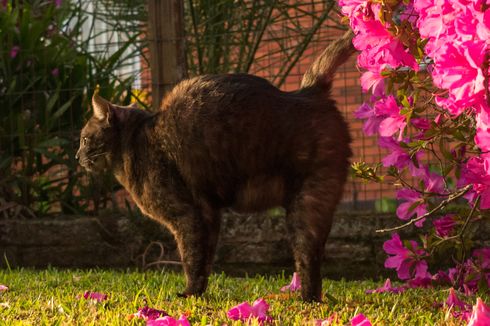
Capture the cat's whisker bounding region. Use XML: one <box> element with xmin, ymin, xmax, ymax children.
<box><xmin>89</xmin><ymin>152</ymin><xmax>108</xmax><ymax>159</ymax></box>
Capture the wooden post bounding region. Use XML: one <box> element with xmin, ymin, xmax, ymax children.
<box><xmin>147</xmin><ymin>0</ymin><xmax>187</xmax><ymax>109</ymax></box>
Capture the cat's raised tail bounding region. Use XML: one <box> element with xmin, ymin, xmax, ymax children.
<box><xmin>300</xmin><ymin>29</ymin><xmax>356</xmax><ymax>91</ymax></box>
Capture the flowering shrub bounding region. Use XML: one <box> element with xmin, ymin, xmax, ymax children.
<box><xmin>343</xmin><ymin>0</ymin><xmax>490</xmax><ymax>293</ymax></box>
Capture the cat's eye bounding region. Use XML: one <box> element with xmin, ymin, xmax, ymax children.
<box><xmin>82</xmin><ymin>137</ymin><xmax>88</xmax><ymax>145</ymax></box>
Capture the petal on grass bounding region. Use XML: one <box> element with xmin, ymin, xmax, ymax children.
<box><xmin>129</xmin><ymin>306</ymin><xmax>168</xmax><ymax>320</ymax></box>
<box><xmin>365</xmin><ymin>278</ymin><xmax>405</xmax><ymax>294</ymax></box>
<box><xmin>0</xmin><ymin>285</ymin><xmax>8</xmax><ymax>292</ymax></box>
<box><xmin>227</xmin><ymin>298</ymin><xmax>272</xmax><ymax>324</ymax></box>
<box><xmin>468</xmin><ymin>298</ymin><xmax>490</xmax><ymax>326</ymax></box>
<box><xmin>147</xmin><ymin>314</ymin><xmax>190</xmax><ymax>326</ymax></box>
<box><xmin>81</xmin><ymin>291</ymin><xmax>108</xmax><ymax>302</ymax></box>
<box><xmin>227</xmin><ymin>301</ymin><xmax>253</xmax><ymax>320</ymax></box>
<box><xmin>350</xmin><ymin>313</ymin><xmax>372</xmax><ymax>326</ymax></box>
<box><xmin>280</xmin><ymin>272</ymin><xmax>301</xmax><ymax>292</ymax></box>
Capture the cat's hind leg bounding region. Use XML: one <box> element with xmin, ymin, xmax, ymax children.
<box><xmin>286</xmin><ymin>168</ymin><xmax>345</xmax><ymax>301</ymax></box>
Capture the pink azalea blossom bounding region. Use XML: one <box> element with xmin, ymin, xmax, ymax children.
<box><xmin>460</xmin><ymin>155</ymin><xmax>490</xmax><ymax>209</ymax></box>
<box><xmin>354</xmin><ymin>103</ymin><xmax>383</xmax><ymax>136</ymax></box>
<box><xmin>130</xmin><ymin>306</ymin><xmax>168</xmax><ymax>320</ymax></box>
<box><xmin>433</xmin><ymin>215</ymin><xmax>457</xmax><ymax>237</ymax></box>
<box><xmin>375</xmin><ymin>95</ymin><xmax>407</xmax><ymax>141</ymax></box>
<box><xmin>365</xmin><ymin>278</ymin><xmax>405</xmax><ymax>294</ymax></box>
<box><xmin>444</xmin><ymin>288</ymin><xmax>472</xmax><ymax>321</ymax></box>
<box><xmin>10</xmin><ymin>46</ymin><xmax>20</xmax><ymax>59</ymax></box>
<box><xmin>434</xmin><ymin>248</ymin><xmax>490</xmax><ymax>294</ymax></box>
<box><xmin>411</xmin><ymin>117</ymin><xmax>430</xmax><ymax>131</ymax></box>
<box><xmin>82</xmin><ymin>291</ymin><xmax>107</xmax><ymax>301</ymax></box>
<box><xmin>468</xmin><ymin>298</ymin><xmax>490</xmax><ymax>326</ymax></box>
<box><xmin>360</xmin><ymin>69</ymin><xmax>386</xmax><ymax>96</ymax></box>
<box><xmin>147</xmin><ymin>314</ymin><xmax>190</xmax><ymax>326</ymax></box>
<box><xmin>378</xmin><ymin>137</ymin><xmax>411</xmax><ymax>169</ymax></box>
<box><xmin>280</xmin><ymin>272</ymin><xmax>301</xmax><ymax>292</ymax></box>
<box><xmin>350</xmin><ymin>313</ymin><xmax>372</xmax><ymax>326</ymax></box>
<box><xmin>227</xmin><ymin>298</ymin><xmax>272</xmax><ymax>324</ymax></box>
<box><xmin>408</xmin><ymin>165</ymin><xmax>445</xmax><ymax>194</ymax></box>
<box><xmin>395</xmin><ymin>188</ymin><xmax>427</xmax><ymax>227</ymax></box>
<box><xmin>383</xmin><ymin>233</ymin><xmax>429</xmax><ymax>280</ymax></box>
<box><xmin>445</xmin><ymin>287</ymin><xmax>471</xmax><ymax>311</ymax></box>
<box><xmin>0</xmin><ymin>285</ymin><xmax>8</xmax><ymax>292</ymax></box>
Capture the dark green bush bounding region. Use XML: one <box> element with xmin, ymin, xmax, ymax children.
<box><xmin>0</xmin><ymin>0</ymin><xmax>146</xmax><ymax>216</ymax></box>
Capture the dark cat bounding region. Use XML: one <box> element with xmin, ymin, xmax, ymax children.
<box><xmin>76</xmin><ymin>31</ymin><xmax>355</xmax><ymax>302</ymax></box>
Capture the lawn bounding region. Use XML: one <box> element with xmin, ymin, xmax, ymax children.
<box><xmin>0</xmin><ymin>268</ymin><xmax>486</xmax><ymax>325</ymax></box>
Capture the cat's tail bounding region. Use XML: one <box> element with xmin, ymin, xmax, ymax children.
<box><xmin>300</xmin><ymin>30</ymin><xmax>356</xmax><ymax>92</ymax></box>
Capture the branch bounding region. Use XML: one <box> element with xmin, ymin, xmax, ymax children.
<box><xmin>376</xmin><ymin>184</ymin><xmax>473</xmax><ymax>233</ymax></box>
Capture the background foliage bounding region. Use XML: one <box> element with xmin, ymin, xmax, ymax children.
<box><xmin>0</xmin><ymin>0</ymin><xmax>146</xmax><ymax>216</ymax></box>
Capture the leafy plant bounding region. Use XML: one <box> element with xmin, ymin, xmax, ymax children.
<box><xmin>0</xmin><ymin>0</ymin><xmax>146</xmax><ymax>216</ymax></box>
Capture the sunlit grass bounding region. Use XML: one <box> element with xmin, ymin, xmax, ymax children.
<box><xmin>0</xmin><ymin>268</ymin><xmax>487</xmax><ymax>325</ymax></box>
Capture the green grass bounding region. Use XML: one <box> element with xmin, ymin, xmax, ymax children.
<box><xmin>0</xmin><ymin>268</ymin><xmax>487</xmax><ymax>325</ymax></box>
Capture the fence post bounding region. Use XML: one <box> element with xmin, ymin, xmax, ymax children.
<box><xmin>147</xmin><ymin>0</ymin><xmax>187</xmax><ymax>109</ymax></box>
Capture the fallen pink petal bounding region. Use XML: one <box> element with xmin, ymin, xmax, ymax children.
<box><xmin>146</xmin><ymin>314</ymin><xmax>190</xmax><ymax>326</ymax></box>
<box><xmin>0</xmin><ymin>285</ymin><xmax>8</xmax><ymax>292</ymax></box>
<box><xmin>365</xmin><ymin>278</ymin><xmax>405</xmax><ymax>294</ymax></box>
<box><xmin>316</xmin><ymin>313</ymin><xmax>338</xmax><ymax>325</ymax></box>
<box><xmin>280</xmin><ymin>272</ymin><xmax>301</xmax><ymax>292</ymax></box>
<box><xmin>468</xmin><ymin>298</ymin><xmax>490</xmax><ymax>326</ymax></box>
<box><xmin>438</xmin><ymin>288</ymin><xmax>473</xmax><ymax>321</ymax></box>
<box><xmin>81</xmin><ymin>291</ymin><xmax>108</xmax><ymax>302</ymax></box>
<box><xmin>350</xmin><ymin>313</ymin><xmax>372</xmax><ymax>326</ymax></box>
<box><xmin>227</xmin><ymin>298</ymin><xmax>272</xmax><ymax>324</ymax></box>
<box><xmin>130</xmin><ymin>306</ymin><xmax>168</xmax><ymax>321</ymax></box>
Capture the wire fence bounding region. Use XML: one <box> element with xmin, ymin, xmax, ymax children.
<box><xmin>0</xmin><ymin>0</ymin><xmax>396</xmax><ymax>217</ymax></box>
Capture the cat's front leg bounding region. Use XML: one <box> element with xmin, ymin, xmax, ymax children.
<box><xmin>171</xmin><ymin>210</ymin><xmax>220</xmax><ymax>297</ymax></box>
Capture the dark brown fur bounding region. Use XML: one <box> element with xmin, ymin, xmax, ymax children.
<box><xmin>76</xmin><ymin>31</ymin><xmax>355</xmax><ymax>301</ymax></box>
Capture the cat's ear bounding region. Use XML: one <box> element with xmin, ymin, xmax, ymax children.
<box><xmin>92</xmin><ymin>93</ymin><xmax>112</xmax><ymax>123</ymax></box>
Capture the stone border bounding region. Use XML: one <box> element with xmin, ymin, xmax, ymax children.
<box><xmin>1</xmin><ymin>212</ymin><xmax>488</xmax><ymax>279</ymax></box>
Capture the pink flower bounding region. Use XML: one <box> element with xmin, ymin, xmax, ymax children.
<box><xmin>432</xmin><ymin>41</ymin><xmax>487</xmax><ymax>110</ymax></box>
<box><xmin>445</xmin><ymin>287</ymin><xmax>471</xmax><ymax>311</ymax></box>
<box><xmin>460</xmin><ymin>155</ymin><xmax>490</xmax><ymax>209</ymax></box>
<box><xmin>375</xmin><ymin>95</ymin><xmax>406</xmax><ymax>141</ymax></box>
<box><xmin>409</xmin><ymin>165</ymin><xmax>445</xmax><ymax>194</ymax></box>
<box><xmin>383</xmin><ymin>233</ymin><xmax>428</xmax><ymax>280</ymax></box>
<box><xmin>443</xmin><ymin>288</ymin><xmax>472</xmax><ymax>321</ymax></box>
<box><xmin>10</xmin><ymin>46</ymin><xmax>20</xmax><ymax>59</ymax></box>
<box><xmin>411</xmin><ymin>117</ymin><xmax>430</xmax><ymax>131</ymax></box>
<box><xmin>350</xmin><ymin>313</ymin><xmax>372</xmax><ymax>326</ymax></box>
<box><xmin>433</xmin><ymin>215</ymin><xmax>457</xmax><ymax>237</ymax></box>
<box><xmin>468</xmin><ymin>298</ymin><xmax>490</xmax><ymax>326</ymax></box>
<box><xmin>130</xmin><ymin>306</ymin><xmax>168</xmax><ymax>320</ymax></box>
<box><xmin>360</xmin><ymin>69</ymin><xmax>385</xmax><ymax>96</ymax></box>
<box><xmin>365</xmin><ymin>278</ymin><xmax>405</xmax><ymax>294</ymax></box>
<box><xmin>51</xmin><ymin>68</ymin><xmax>59</xmax><ymax>77</ymax></box>
<box><xmin>0</xmin><ymin>285</ymin><xmax>8</xmax><ymax>292</ymax></box>
<box><xmin>395</xmin><ymin>188</ymin><xmax>427</xmax><ymax>227</ymax></box>
<box><xmin>355</xmin><ymin>103</ymin><xmax>383</xmax><ymax>136</ymax></box>
<box><xmin>280</xmin><ymin>272</ymin><xmax>301</xmax><ymax>292</ymax></box>
<box><xmin>82</xmin><ymin>291</ymin><xmax>107</xmax><ymax>302</ymax></box>
<box><xmin>378</xmin><ymin>137</ymin><xmax>411</xmax><ymax>169</ymax></box>
<box><xmin>227</xmin><ymin>298</ymin><xmax>272</xmax><ymax>324</ymax></box>
<box><xmin>147</xmin><ymin>314</ymin><xmax>190</xmax><ymax>326</ymax></box>
<box><xmin>54</xmin><ymin>0</ymin><xmax>62</xmax><ymax>7</ymax></box>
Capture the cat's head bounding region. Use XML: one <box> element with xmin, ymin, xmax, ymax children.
<box><xmin>76</xmin><ymin>94</ymin><xmax>120</xmax><ymax>173</ymax></box>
